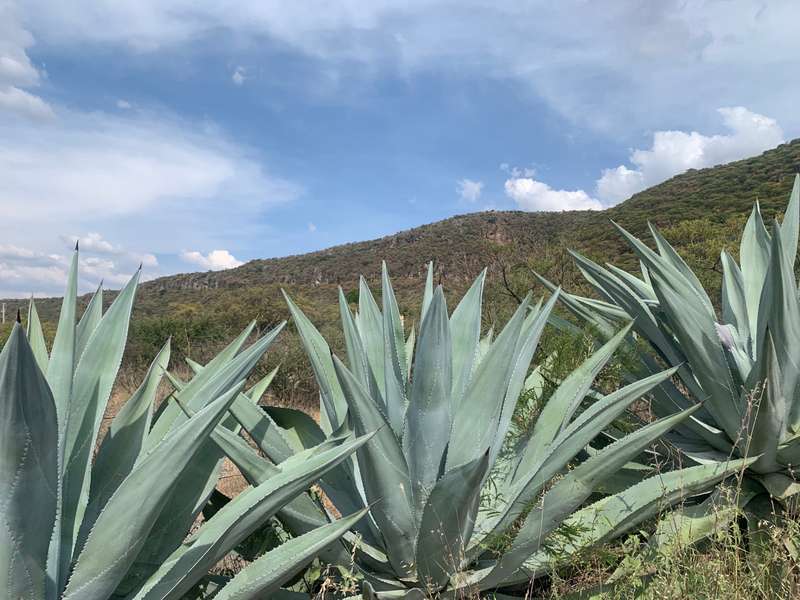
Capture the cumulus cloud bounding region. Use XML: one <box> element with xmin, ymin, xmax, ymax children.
<box><xmin>0</xmin><ymin>108</ymin><xmax>299</xmax><ymax>295</ymax></box>
<box><xmin>0</xmin><ymin>235</ymin><xmax>154</xmax><ymax>297</ymax></box>
<box><xmin>507</xmin><ymin>106</ymin><xmax>785</xmax><ymax>212</ymax></box>
<box><xmin>307</xmin><ymin>222</ymin><xmax>317</xmax><ymax>232</ymax></box>
<box><xmin>116</xmin><ymin>99</ymin><xmax>132</xmax><ymax>109</ymax></box>
<box><xmin>596</xmin><ymin>107</ymin><xmax>785</xmax><ymax>204</ymax></box>
<box><xmin>457</xmin><ymin>178</ymin><xmax>483</xmax><ymax>202</ymax></box>
<box><xmin>181</xmin><ymin>249</ymin><xmax>244</xmax><ymax>271</ymax></box>
<box><xmin>504</xmin><ymin>178</ymin><xmax>601</xmax><ymax>212</ymax></box>
<box><xmin>0</xmin><ymin>2</ymin><xmax>54</xmax><ymax>120</ymax></box>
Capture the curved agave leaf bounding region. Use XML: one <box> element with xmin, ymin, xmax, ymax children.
<box><xmin>26</xmin><ymin>297</ymin><xmax>49</xmax><ymax>373</ymax></box>
<box><xmin>62</xmin><ymin>385</ymin><xmax>243</xmax><ymax>600</ymax></box>
<box><xmin>131</xmin><ymin>434</ymin><xmax>373</xmax><ymax>599</ymax></box>
<box><xmin>60</xmin><ymin>268</ymin><xmax>140</xmax><ymax>585</ymax></box>
<box><xmin>446</xmin><ymin>296</ymin><xmax>530</xmax><ymax>471</ymax></box>
<box><xmin>284</xmin><ymin>290</ymin><xmax>347</xmax><ymax>434</ymax></box>
<box><xmin>740</xmin><ymin>202</ymin><xmax>771</xmax><ymax>342</ymax></box>
<box><xmin>479</xmin><ymin>405</ymin><xmax>699</xmax><ymax>588</ymax></box>
<box><xmin>510</xmin><ymin>458</ymin><xmax>757</xmax><ymax>586</ymax></box>
<box><xmin>0</xmin><ymin>325</ymin><xmax>59</xmax><ymax>600</ymax></box>
<box><xmin>332</xmin><ymin>354</ymin><xmax>417</xmax><ymax>576</ymax></box>
<box><xmin>76</xmin><ymin>282</ymin><xmax>103</xmax><ymax>361</ymax></box>
<box><xmin>449</xmin><ymin>268</ymin><xmax>485</xmax><ymax>401</ymax></box>
<box><xmin>213</xmin><ymin>508</ymin><xmax>369</xmax><ymax>600</ymax></box>
<box><xmin>76</xmin><ymin>339</ymin><xmax>171</xmax><ymax>550</ymax></box>
<box><xmin>381</xmin><ymin>263</ymin><xmax>408</xmax><ymax>435</ymax></box>
<box><xmin>403</xmin><ymin>286</ymin><xmax>452</xmax><ymax>510</ymax></box>
<box><xmin>415</xmin><ymin>452</ymin><xmax>489</xmax><ymax>589</ymax></box>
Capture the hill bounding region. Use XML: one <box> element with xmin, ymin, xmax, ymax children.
<box><xmin>4</xmin><ymin>138</ymin><xmax>800</xmax><ymax>403</ymax></box>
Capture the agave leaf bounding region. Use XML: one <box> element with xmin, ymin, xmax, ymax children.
<box><xmin>60</xmin><ymin>269</ymin><xmax>140</xmax><ymax>581</ymax></box>
<box><xmin>339</xmin><ymin>287</ymin><xmax>383</xmax><ymax>408</ymax></box>
<box><xmin>420</xmin><ymin>261</ymin><xmax>435</xmax><ymax>324</ymax></box>
<box><xmin>740</xmin><ymin>202</ymin><xmax>772</xmax><ymax>340</ymax></box>
<box><xmin>746</xmin><ymin>332</ymin><xmax>787</xmax><ymax>472</ymax></box>
<box><xmin>720</xmin><ymin>250</ymin><xmax>750</xmax><ymax>347</ymax></box>
<box><xmin>447</xmin><ymin>297</ymin><xmax>529</xmax><ymax>470</ymax></box>
<box><xmin>44</xmin><ymin>247</ymin><xmax>77</xmax><ymax>598</ymax></box>
<box><xmin>519</xmin><ymin>324</ymin><xmax>632</xmax><ymax>472</ymax></box>
<box><xmin>247</xmin><ymin>365</ymin><xmax>278</xmax><ymax>402</ymax></box>
<box><xmin>62</xmin><ymin>385</ymin><xmax>242</xmax><ymax>600</ymax></box>
<box><xmin>473</xmin><ymin>366</ymin><xmax>680</xmax><ymax>554</ymax></box>
<box><xmin>121</xmin><ymin>330</ymin><xmax>283</xmax><ymax>595</ymax></box>
<box><xmin>781</xmin><ymin>174</ymin><xmax>800</xmax><ymax>265</ymax></box>
<box><xmin>47</xmin><ymin>245</ymin><xmax>78</xmax><ymax>423</ymax></box>
<box><xmin>403</xmin><ymin>286</ymin><xmax>452</xmax><ymax>511</ymax></box>
<box><xmin>648</xmin><ymin>479</ymin><xmax>761</xmax><ymax>553</ymax></box>
<box><xmin>210</xmin><ymin>423</ymin><xmax>361</xmax><ymax>564</ymax></box>
<box><xmin>212</xmin><ymin>509</ymin><xmax>369</xmax><ymax>600</ymax></box>
<box><xmin>357</xmin><ymin>276</ymin><xmax>387</xmax><ymax>402</ymax></box>
<box><xmin>648</xmin><ymin>222</ymin><xmax>709</xmax><ymax>305</ymax></box>
<box><xmin>75</xmin><ymin>282</ymin><xmax>103</xmax><ymax>361</ymax></box>
<box><xmin>611</xmin><ymin>221</ymin><xmax>714</xmax><ymax>316</ymax></box>
<box><xmin>491</xmin><ymin>292</ymin><xmax>558</xmax><ymax>467</ymax></box>
<box><xmin>382</xmin><ymin>262</ymin><xmax>409</xmax><ymax>435</ymax></box>
<box><xmin>131</xmin><ymin>434</ymin><xmax>372</xmax><ymax>600</ymax></box>
<box><xmin>26</xmin><ymin>297</ymin><xmax>49</xmax><ymax>373</ymax></box>
<box><xmin>285</xmin><ymin>290</ymin><xmax>348</xmax><ymax>434</ymax></box>
<box><xmin>481</xmin><ymin>405</ymin><xmax>699</xmax><ymax>587</ymax></box>
<box><xmin>449</xmin><ymin>269</ymin><xmax>485</xmax><ymax>401</ymax></box>
<box><xmin>569</xmin><ymin>250</ymin><xmax>686</xmax><ymax>369</ymax></box>
<box><xmin>532</xmin><ymin>270</ymin><xmax>621</xmax><ymax>338</ymax></box>
<box><xmin>0</xmin><ymin>325</ymin><xmax>59</xmax><ymax>600</ymax></box>
<box><xmin>760</xmin><ymin>223</ymin><xmax>800</xmax><ymax>431</ymax></box>
<box><xmin>648</xmin><ymin>269</ymin><xmax>743</xmax><ymax>438</ymax></box>
<box><xmin>77</xmin><ymin>339</ymin><xmax>171</xmax><ymax>550</ymax></box>
<box><xmin>185</xmin><ymin>357</ymin><xmax>204</xmax><ymax>374</ymax></box>
<box><xmin>230</xmin><ymin>393</ymin><xmax>379</xmax><ymax>548</ymax></box>
<box><xmin>508</xmin><ymin>458</ymin><xmax>757</xmax><ymax>586</ymax></box>
<box><xmin>146</xmin><ymin>321</ymin><xmax>259</xmax><ymax>448</ymax></box>
<box><xmin>605</xmin><ymin>263</ymin><xmax>656</xmax><ymax>301</ymax></box>
<box><xmin>333</xmin><ymin>355</ymin><xmax>417</xmax><ymax>577</ymax></box>
<box><xmin>416</xmin><ymin>451</ymin><xmax>489</xmax><ymax>589</ymax></box>
<box><xmin>405</xmin><ymin>326</ymin><xmax>416</xmax><ymax>380</ymax></box>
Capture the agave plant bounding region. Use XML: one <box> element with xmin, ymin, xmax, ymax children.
<box><xmin>535</xmin><ymin>175</ymin><xmax>800</xmax><ymax>547</ymax></box>
<box><xmin>0</xmin><ymin>245</ymin><xmax>371</xmax><ymax>600</ymax></box>
<box><xmin>275</xmin><ymin>263</ymin><xmax>749</xmax><ymax>597</ymax></box>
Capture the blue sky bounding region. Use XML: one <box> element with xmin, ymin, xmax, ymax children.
<box><xmin>1</xmin><ymin>1</ymin><xmax>799</xmax><ymax>296</ymax></box>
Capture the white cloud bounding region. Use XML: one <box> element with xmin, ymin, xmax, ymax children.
<box><xmin>181</xmin><ymin>249</ymin><xmax>244</xmax><ymax>271</ymax></box>
<box><xmin>0</xmin><ymin>107</ymin><xmax>300</xmax><ymax>296</ymax></box>
<box><xmin>596</xmin><ymin>107</ymin><xmax>784</xmax><ymax>204</ymax></box>
<box><xmin>0</xmin><ymin>86</ymin><xmax>54</xmax><ymax>120</ymax></box>
<box><xmin>506</xmin><ymin>106</ymin><xmax>786</xmax><ymax>212</ymax></box>
<box><xmin>0</xmin><ymin>2</ymin><xmax>53</xmax><ymax>120</ymax></box>
<box><xmin>232</xmin><ymin>66</ymin><xmax>246</xmax><ymax>86</ymax></box>
<box><xmin>13</xmin><ymin>1</ymin><xmax>800</xmax><ymax>134</ymax></box>
<box><xmin>0</xmin><ymin>235</ymin><xmax>154</xmax><ymax>297</ymax></box>
<box><xmin>457</xmin><ymin>178</ymin><xmax>483</xmax><ymax>202</ymax></box>
<box><xmin>116</xmin><ymin>99</ymin><xmax>132</xmax><ymax>109</ymax></box>
<box><xmin>504</xmin><ymin>178</ymin><xmax>601</xmax><ymax>212</ymax></box>
<box><xmin>307</xmin><ymin>222</ymin><xmax>317</xmax><ymax>232</ymax></box>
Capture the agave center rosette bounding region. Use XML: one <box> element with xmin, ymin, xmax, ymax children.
<box><xmin>282</xmin><ymin>262</ymin><xmax>746</xmax><ymax>597</ymax></box>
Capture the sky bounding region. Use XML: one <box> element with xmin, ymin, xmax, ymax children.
<box><xmin>1</xmin><ymin>0</ymin><xmax>799</xmax><ymax>297</ymax></box>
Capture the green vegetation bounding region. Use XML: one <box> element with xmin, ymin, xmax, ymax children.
<box><xmin>278</xmin><ymin>263</ymin><xmax>749</xmax><ymax>597</ymax></box>
<box><xmin>0</xmin><ymin>249</ymin><xmax>372</xmax><ymax>600</ymax></box>
<box><xmin>4</xmin><ymin>142</ymin><xmax>800</xmax><ymax>598</ymax></box>
<box><xmin>539</xmin><ymin>176</ymin><xmax>800</xmax><ymax>554</ymax></box>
